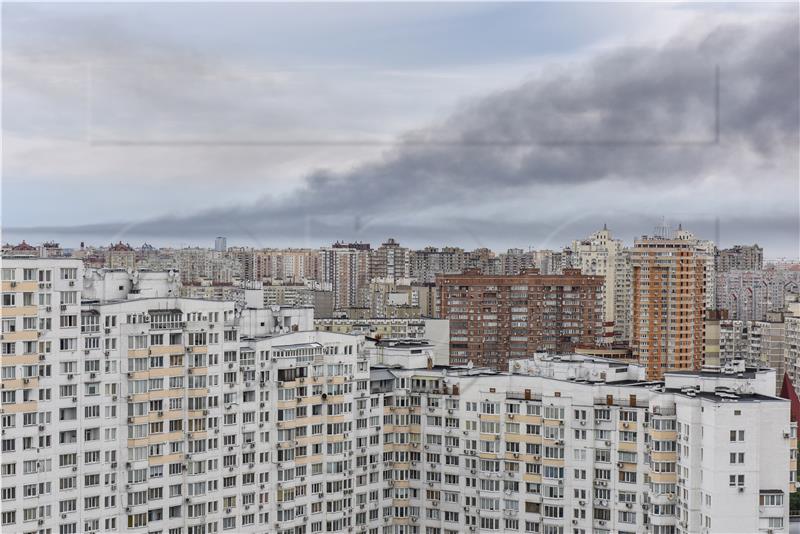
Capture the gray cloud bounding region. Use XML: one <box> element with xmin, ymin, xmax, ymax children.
<box><xmin>6</xmin><ymin>15</ymin><xmax>800</xmax><ymax>254</ymax></box>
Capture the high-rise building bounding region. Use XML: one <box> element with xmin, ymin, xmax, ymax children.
<box><xmin>368</xmin><ymin>350</ymin><xmax>795</xmax><ymax>534</ymax></box>
<box><xmin>673</xmin><ymin>226</ymin><xmax>716</xmax><ymax>310</ymax></box>
<box><xmin>716</xmin><ymin>244</ymin><xmax>764</xmax><ymax>272</ymax></box>
<box><xmin>631</xmin><ymin>234</ymin><xmax>706</xmax><ymax>380</ymax></box>
<box><xmin>370</xmin><ymin>238</ymin><xmax>409</xmax><ymax>281</ymax></box>
<box><xmin>214</xmin><ymin>236</ymin><xmax>227</xmax><ymax>252</ymax></box>
<box><xmin>571</xmin><ymin>226</ymin><xmax>632</xmax><ymax>342</ymax></box>
<box><xmin>409</xmin><ymin>246</ymin><xmax>466</xmax><ymax>283</ymax></box>
<box><xmin>320</xmin><ymin>244</ymin><xmax>371</xmax><ymax>310</ymax></box>
<box><xmin>498</xmin><ymin>248</ymin><xmax>535</xmax><ymax>275</ymax></box>
<box><xmin>437</xmin><ymin>269</ymin><xmax>604</xmax><ymax>369</ymax></box>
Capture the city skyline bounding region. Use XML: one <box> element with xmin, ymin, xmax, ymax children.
<box><xmin>3</xmin><ymin>3</ymin><xmax>799</xmax><ymax>256</ymax></box>
<box><xmin>2</xmin><ymin>228</ymin><xmax>791</xmax><ymax>261</ymax></box>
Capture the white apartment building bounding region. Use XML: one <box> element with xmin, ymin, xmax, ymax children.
<box><xmin>369</xmin><ymin>354</ymin><xmax>794</xmax><ymax>534</ymax></box>
<box><xmin>1</xmin><ymin>257</ymin><xmax>795</xmax><ymax>534</ymax></box>
<box><xmin>571</xmin><ymin>226</ymin><xmax>631</xmax><ymax>342</ymax></box>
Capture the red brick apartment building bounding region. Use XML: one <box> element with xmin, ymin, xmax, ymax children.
<box><xmin>437</xmin><ymin>269</ymin><xmax>604</xmax><ymax>370</ymax></box>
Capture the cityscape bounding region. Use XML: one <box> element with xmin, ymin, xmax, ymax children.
<box><xmin>2</xmin><ymin>228</ymin><xmax>800</xmax><ymax>534</ymax></box>
<box><xmin>2</xmin><ymin>2</ymin><xmax>800</xmax><ymax>534</ymax></box>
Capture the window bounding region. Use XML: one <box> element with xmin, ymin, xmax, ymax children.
<box><xmin>729</xmin><ymin>474</ymin><xmax>745</xmax><ymax>487</ymax></box>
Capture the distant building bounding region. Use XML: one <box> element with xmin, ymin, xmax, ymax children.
<box><xmin>370</xmin><ymin>238</ymin><xmax>409</xmax><ymax>281</ymax></box>
<box><xmin>105</xmin><ymin>241</ymin><xmax>136</xmax><ymax>271</ymax></box>
<box><xmin>320</xmin><ymin>244</ymin><xmax>371</xmax><ymax>310</ymax></box>
<box><xmin>715</xmin><ymin>269</ymin><xmax>800</xmax><ymax>321</ymax></box>
<box><xmin>437</xmin><ymin>268</ymin><xmax>604</xmax><ymax>370</ymax></box>
<box><xmin>214</xmin><ymin>236</ymin><xmax>227</xmax><ymax>252</ymax></box>
<box><xmin>571</xmin><ymin>225</ymin><xmax>631</xmax><ymax>342</ymax></box>
<box><xmin>631</xmin><ymin>233</ymin><xmax>706</xmax><ymax>380</ymax></box>
<box><xmin>716</xmin><ymin>244</ymin><xmax>763</xmax><ymax>272</ymax></box>
<box><xmin>409</xmin><ymin>246</ymin><xmax>466</xmax><ymax>283</ymax></box>
<box><xmin>260</xmin><ymin>281</ymin><xmax>334</xmax><ymax>318</ymax></box>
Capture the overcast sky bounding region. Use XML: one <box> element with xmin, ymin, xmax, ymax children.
<box><xmin>3</xmin><ymin>2</ymin><xmax>798</xmax><ymax>257</ymax></box>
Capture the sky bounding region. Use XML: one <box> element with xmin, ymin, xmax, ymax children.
<box><xmin>2</xmin><ymin>2</ymin><xmax>799</xmax><ymax>257</ymax></box>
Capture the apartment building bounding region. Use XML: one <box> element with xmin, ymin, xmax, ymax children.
<box><xmin>409</xmin><ymin>247</ymin><xmax>466</xmax><ymax>284</ymax></box>
<box><xmin>176</xmin><ymin>249</ymin><xmax>241</xmax><ymax>285</ymax></box>
<box><xmin>320</xmin><ymin>245</ymin><xmax>372</xmax><ymax>311</ymax></box>
<box><xmin>498</xmin><ymin>249</ymin><xmax>536</xmax><ymax>276</ymax></box>
<box><xmin>715</xmin><ymin>269</ymin><xmax>800</xmax><ymax>321</ymax></box>
<box><xmin>713</xmin><ymin>298</ymin><xmax>800</xmax><ymax>396</ymax></box>
<box><xmin>716</xmin><ymin>245</ymin><xmax>764</xmax><ymax>273</ymax></box>
<box><xmin>367</xmin><ymin>352</ymin><xmax>794</xmax><ymax>534</ymax></box>
<box><xmin>631</xmin><ymin>235</ymin><xmax>706</xmax><ymax>380</ymax></box>
<box><xmin>437</xmin><ymin>269</ymin><xmax>604</xmax><ymax>370</ymax></box>
<box><xmin>571</xmin><ymin>226</ymin><xmax>632</xmax><ymax>342</ymax></box>
<box><xmin>370</xmin><ymin>239</ymin><xmax>410</xmax><ymax>282</ymax></box>
<box><xmin>105</xmin><ymin>242</ymin><xmax>137</xmax><ymax>271</ymax></box>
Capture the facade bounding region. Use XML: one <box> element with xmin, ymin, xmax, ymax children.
<box><xmin>748</xmin><ymin>312</ymin><xmax>787</xmax><ymax>393</ymax></box>
<box><xmin>702</xmin><ymin>310</ymin><xmax>726</xmax><ymax>368</ymax></box>
<box><xmin>180</xmin><ymin>282</ymin><xmax>245</xmax><ymax>307</ymax></box>
<box><xmin>718</xmin><ymin>319</ymin><xmax>749</xmax><ymax>365</ymax></box>
<box><xmin>370</xmin><ymin>239</ymin><xmax>410</xmax><ymax>282</ymax></box>
<box><xmin>715</xmin><ymin>269</ymin><xmax>800</xmax><ymax>321</ymax></box>
<box><xmin>631</xmin><ymin>235</ymin><xmax>706</xmax><ymax>380</ymax></box>
<box><xmin>437</xmin><ymin>269</ymin><xmax>604</xmax><ymax>370</ymax></box>
<box><xmin>499</xmin><ymin>249</ymin><xmax>536</xmax><ymax>276</ymax></box>
<box><xmin>232</xmin><ymin>249</ymin><xmax>320</xmax><ymax>283</ymax></box>
<box><xmin>319</xmin><ymin>246</ymin><xmax>372</xmax><ymax>311</ymax></box>
<box><xmin>105</xmin><ymin>242</ymin><xmax>137</xmax><ymax>271</ymax></box>
<box><xmin>176</xmin><ymin>249</ymin><xmax>241</xmax><ymax>285</ymax></box>
<box><xmin>313</xmin><ymin>318</ymin><xmax>449</xmax><ymax>356</ymax></box>
<box><xmin>368</xmin><ymin>353</ymin><xmax>794</xmax><ymax>534</ymax></box>
<box><xmin>409</xmin><ymin>247</ymin><xmax>466</xmax><ymax>283</ymax></box>
<box><xmin>716</xmin><ymin>245</ymin><xmax>763</xmax><ymax>273</ymax></box>
<box><xmin>571</xmin><ymin>226</ymin><xmax>631</xmax><ymax>342</ymax></box>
